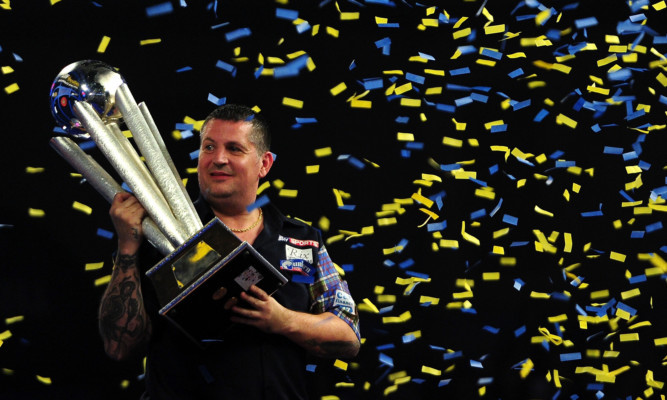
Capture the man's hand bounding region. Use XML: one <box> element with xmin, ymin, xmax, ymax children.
<box><xmin>110</xmin><ymin>192</ymin><xmax>146</xmax><ymax>255</ymax></box>
<box><xmin>229</xmin><ymin>285</ymin><xmax>360</xmax><ymax>358</ymax></box>
<box><xmin>230</xmin><ymin>285</ymin><xmax>291</xmax><ymax>335</ymax></box>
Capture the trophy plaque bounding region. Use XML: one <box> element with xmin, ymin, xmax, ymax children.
<box><xmin>49</xmin><ymin>60</ymin><xmax>287</xmax><ymax>346</ymax></box>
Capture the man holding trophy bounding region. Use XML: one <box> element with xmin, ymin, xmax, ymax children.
<box><xmin>49</xmin><ymin>61</ymin><xmax>360</xmax><ymax>399</ymax></box>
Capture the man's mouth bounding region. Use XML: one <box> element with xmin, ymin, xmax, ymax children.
<box><xmin>210</xmin><ymin>170</ymin><xmax>232</xmax><ymax>179</ymax></box>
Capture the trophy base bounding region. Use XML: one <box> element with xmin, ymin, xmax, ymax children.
<box><xmin>146</xmin><ymin>218</ymin><xmax>288</xmax><ymax>346</ymax></box>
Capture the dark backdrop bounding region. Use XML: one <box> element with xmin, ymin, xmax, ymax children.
<box><xmin>1</xmin><ymin>0</ymin><xmax>666</xmax><ymax>399</ymax></box>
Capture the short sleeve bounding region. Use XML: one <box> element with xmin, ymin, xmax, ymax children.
<box><xmin>308</xmin><ymin>245</ymin><xmax>360</xmax><ymax>340</ymax></box>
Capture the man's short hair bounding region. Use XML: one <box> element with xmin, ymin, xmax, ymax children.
<box><xmin>201</xmin><ymin>104</ymin><xmax>271</xmax><ymax>155</ymax></box>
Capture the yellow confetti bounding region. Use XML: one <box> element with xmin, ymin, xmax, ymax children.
<box><xmin>610</xmin><ymin>251</ymin><xmax>626</xmax><ymax>262</ymax></box>
<box><xmin>461</xmin><ymin>222</ymin><xmax>480</xmax><ymax>246</ymax></box>
<box><xmin>257</xmin><ymin>181</ymin><xmax>270</xmax><ymax>194</ymax></box>
<box><xmin>439</xmin><ymin>239</ymin><xmax>459</xmax><ymax>249</ymax></box>
<box><xmin>5</xmin><ymin>316</ymin><xmax>24</xmax><ymax>325</ymax></box>
<box><xmin>590</xmin><ymin>289</ymin><xmax>610</xmax><ymax>300</ymax></box>
<box><xmin>419</xmin><ymin>208</ymin><xmax>439</xmax><ymax>220</ymax></box>
<box><xmin>139</xmin><ymin>38</ymin><xmax>162</xmax><ymax>46</ymax></box>
<box><xmin>382</xmin><ymin>311</ymin><xmax>411</xmax><ymax>324</ymax></box>
<box><xmin>411</xmin><ymin>192</ymin><xmax>433</xmax><ymax>208</ymax></box>
<box><xmin>85</xmin><ymin>262</ymin><xmax>104</xmax><ymax>271</ymax></box>
<box><xmin>4</xmin><ymin>83</ymin><xmax>19</xmax><ymax>94</ymax></box>
<box><xmin>350</xmin><ymin>99</ymin><xmax>372</xmax><ymax>109</ymax></box>
<box><xmin>377</xmin><ymin>217</ymin><xmax>398</xmax><ymax>226</ymax></box>
<box><xmin>400</xmin><ymin>98</ymin><xmax>421</xmax><ymax>107</ymax></box>
<box><xmin>484</xmin><ymin>120</ymin><xmax>505</xmax><ymax>130</ymax></box>
<box><xmin>475</xmin><ymin>188</ymin><xmax>496</xmax><ymax>200</ymax></box>
<box><xmin>548</xmin><ymin>314</ymin><xmax>568</xmax><ymax>323</ymax></box>
<box><xmin>520</xmin><ymin>358</ymin><xmax>534</xmax><ymax>379</ymax></box>
<box><xmin>94</xmin><ymin>275</ymin><xmax>112</xmax><ymax>287</ymax></box>
<box><xmin>442</xmin><ymin>136</ymin><xmax>463</xmax><ymax>147</ymax></box>
<box><xmin>556</xmin><ymin>113</ymin><xmax>577</xmax><ymax>129</ymax></box>
<box><xmin>534</xmin><ymin>205</ymin><xmax>554</xmax><ymax>217</ymax></box>
<box><xmin>278</xmin><ymin>189</ymin><xmax>298</xmax><ymax>198</ymax></box>
<box><xmin>0</xmin><ymin>330</ymin><xmax>12</xmax><ymax>340</ymax></box>
<box><xmin>397</xmin><ymin>132</ymin><xmax>414</xmax><ymax>141</ymax></box>
<box><xmin>36</xmin><ymin>375</ymin><xmax>52</xmax><ymax>385</ymax></box>
<box><xmin>619</xmin><ymin>333</ymin><xmax>639</xmax><ymax>342</ymax></box>
<box><xmin>656</xmin><ymin>72</ymin><xmax>667</xmax><ymax>87</ymax></box>
<box><xmin>621</xmin><ymin>288</ymin><xmax>640</xmax><ymax>299</ymax></box>
<box><xmin>282</xmin><ymin>97</ymin><xmax>304</xmax><ymax>109</ymax></box>
<box><xmin>25</xmin><ymin>167</ymin><xmax>45</xmax><ymax>173</ymax></box>
<box><xmin>318</xmin><ymin>216</ymin><xmax>330</xmax><ymax>231</ymax></box>
<box><xmin>28</xmin><ymin>208</ymin><xmax>45</xmax><ymax>218</ymax></box>
<box><xmin>362</xmin><ymin>298</ymin><xmax>380</xmax><ymax>313</ymax></box>
<box><xmin>73</xmin><ymin>201</ymin><xmax>93</xmax><ymax>215</ymax></box>
<box><xmin>421</xmin><ymin>366</ymin><xmax>441</xmax><ymax>376</ymax></box>
<box><xmin>305</xmin><ymin>165</ymin><xmax>319</xmax><ymax>174</ymax></box>
<box><xmin>97</xmin><ymin>35</ymin><xmax>111</xmax><ymax>53</ymax></box>
<box><xmin>314</xmin><ymin>147</ymin><xmax>332</xmax><ymax>157</ymax></box>
<box><xmin>424</xmin><ymin>68</ymin><xmax>445</xmax><ymax>76</ymax></box>
<box><xmin>333</xmin><ymin>359</ymin><xmax>348</xmax><ymax>370</ymax></box>
<box><xmin>394</xmin><ymin>82</ymin><xmax>413</xmax><ymax>95</ymax></box>
<box><xmin>419</xmin><ymin>296</ymin><xmax>439</xmax><ymax>305</ymax></box>
<box><xmin>339</xmin><ymin>11</ymin><xmax>359</xmax><ymax>20</ymax></box>
<box><xmin>330</xmin><ymin>82</ymin><xmax>347</xmax><ymax>96</ymax></box>
<box><xmin>564</xmin><ymin>232</ymin><xmax>573</xmax><ymax>253</ymax></box>
<box><xmin>326</xmin><ymin>26</ymin><xmax>339</xmax><ymax>37</ymax></box>
<box><xmin>482</xmin><ymin>272</ymin><xmax>500</xmax><ymax>281</ymax></box>
<box><xmin>453</xmin><ymin>27</ymin><xmax>472</xmax><ymax>39</ymax></box>
<box><xmin>484</xmin><ymin>24</ymin><xmax>505</xmax><ymax>34</ymax></box>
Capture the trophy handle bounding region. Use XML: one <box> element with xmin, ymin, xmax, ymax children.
<box><xmin>50</xmin><ymin>136</ymin><xmax>175</xmax><ymax>255</ymax></box>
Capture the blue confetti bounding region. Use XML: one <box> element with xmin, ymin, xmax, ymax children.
<box><xmin>508</xmin><ymin>68</ymin><xmax>524</xmax><ymax>78</ymax></box>
<box><xmin>560</xmin><ymin>352</ymin><xmax>582</xmax><ymax>362</ymax></box>
<box><xmin>405</xmin><ymin>72</ymin><xmax>425</xmax><ymax>85</ymax></box>
<box><xmin>96</xmin><ymin>228</ymin><xmax>114</xmax><ymax>239</ymax></box>
<box><xmin>575</xmin><ymin>17</ymin><xmax>598</xmax><ymax>29</ymax></box>
<box><xmin>646</xmin><ymin>221</ymin><xmax>663</xmax><ymax>233</ymax></box>
<box><xmin>449</xmin><ymin>67</ymin><xmax>471</xmax><ymax>76</ymax></box>
<box><xmin>276</xmin><ymin>7</ymin><xmax>298</xmax><ymax>20</ymax></box>
<box><xmin>146</xmin><ymin>2</ymin><xmax>174</xmax><ymax>17</ymax></box>
<box><xmin>215</xmin><ymin>60</ymin><xmax>237</xmax><ymax>77</ymax></box>
<box><xmin>225</xmin><ymin>27</ymin><xmax>252</xmax><ymax>42</ymax></box>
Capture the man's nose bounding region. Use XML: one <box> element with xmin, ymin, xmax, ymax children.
<box><xmin>212</xmin><ymin>149</ymin><xmax>229</xmax><ymax>165</ymax></box>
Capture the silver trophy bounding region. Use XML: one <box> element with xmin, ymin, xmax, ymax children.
<box><xmin>49</xmin><ymin>60</ymin><xmax>286</xmax><ymax>345</ymax></box>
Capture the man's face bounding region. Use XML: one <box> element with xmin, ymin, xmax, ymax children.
<box><xmin>197</xmin><ymin>119</ymin><xmax>272</xmax><ymax>205</ymax></box>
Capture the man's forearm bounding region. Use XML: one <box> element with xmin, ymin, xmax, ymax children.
<box><xmin>98</xmin><ymin>252</ymin><xmax>151</xmax><ymax>361</ymax></box>
<box><xmin>285</xmin><ymin>311</ymin><xmax>360</xmax><ymax>359</ymax></box>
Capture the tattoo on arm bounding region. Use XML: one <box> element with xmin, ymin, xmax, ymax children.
<box><xmin>115</xmin><ymin>253</ymin><xmax>137</xmax><ymax>273</ymax></box>
<box><xmin>99</xmin><ymin>252</ymin><xmax>150</xmax><ymax>359</ymax></box>
<box><xmin>305</xmin><ymin>339</ymin><xmax>360</xmax><ymax>359</ymax></box>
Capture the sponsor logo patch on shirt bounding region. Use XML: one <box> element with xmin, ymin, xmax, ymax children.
<box><xmin>285</xmin><ymin>245</ymin><xmax>313</xmax><ymax>263</ymax></box>
<box><xmin>333</xmin><ymin>289</ymin><xmax>355</xmax><ymax>313</ymax></box>
<box><xmin>278</xmin><ymin>235</ymin><xmax>320</xmax><ymax>248</ymax></box>
<box><xmin>280</xmin><ymin>259</ymin><xmax>314</xmax><ymax>276</ymax></box>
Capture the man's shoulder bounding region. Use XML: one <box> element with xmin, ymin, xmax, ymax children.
<box><xmin>266</xmin><ymin>205</ymin><xmax>321</xmax><ymax>241</ymax></box>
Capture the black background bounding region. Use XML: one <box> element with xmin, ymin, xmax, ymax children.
<box><xmin>1</xmin><ymin>0</ymin><xmax>666</xmax><ymax>399</ymax></box>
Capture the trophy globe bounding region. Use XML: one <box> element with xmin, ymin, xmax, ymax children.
<box><xmin>49</xmin><ymin>60</ymin><xmax>125</xmax><ymax>139</ymax></box>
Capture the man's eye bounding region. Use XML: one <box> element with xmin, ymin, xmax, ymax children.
<box><xmin>203</xmin><ymin>144</ymin><xmax>214</xmax><ymax>151</ymax></box>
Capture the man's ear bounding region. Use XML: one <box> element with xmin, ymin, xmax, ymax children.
<box><xmin>258</xmin><ymin>151</ymin><xmax>274</xmax><ymax>178</ymax></box>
